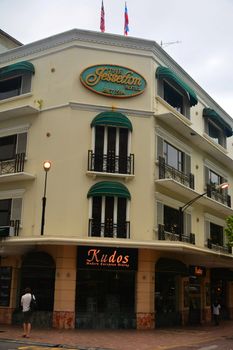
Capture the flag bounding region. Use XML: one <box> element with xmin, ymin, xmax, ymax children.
<box><xmin>124</xmin><ymin>2</ymin><xmax>129</xmax><ymax>36</ymax></box>
<box><xmin>100</xmin><ymin>0</ymin><xmax>105</xmax><ymax>33</ymax></box>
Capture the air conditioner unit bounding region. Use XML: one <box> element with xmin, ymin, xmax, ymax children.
<box><xmin>0</xmin><ymin>226</ymin><xmax>14</xmax><ymax>237</ymax></box>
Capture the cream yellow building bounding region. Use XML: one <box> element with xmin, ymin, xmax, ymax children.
<box><xmin>0</xmin><ymin>29</ymin><xmax>233</xmax><ymax>329</ymax></box>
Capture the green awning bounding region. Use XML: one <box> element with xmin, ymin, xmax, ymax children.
<box><xmin>0</xmin><ymin>61</ymin><xmax>35</xmax><ymax>79</ymax></box>
<box><xmin>156</xmin><ymin>66</ymin><xmax>198</xmax><ymax>107</ymax></box>
<box><xmin>91</xmin><ymin>111</ymin><xmax>132</xmax><ymax>131</ymax></box>
<box><xmin>87</xmin><ymin>181</ymin><xmax>131</xmax><ymax>199</ymax></box>
<box><xmin>203</xmin><ymin>108</ymin><xmax>232</xmax><ymax>137</ymax></box>
<box><xmin>156</xmin><ymin>258</ymin><xmax>188</xmax><ymax>275</ymax></box>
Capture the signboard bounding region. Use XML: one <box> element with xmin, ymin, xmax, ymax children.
<box><xmin>189</xmin><ymin>265</ymin><xmax>206</xmax><ymax>277</ymax></box>
<box><xmin>80</xmin><ymin>64</ymin><xmax>146</xmax><ymax>98</ymax></box>
<box><xmin>77</xmin><ymin>246</ymin><xmax>138</xmax><ymax>271</ymax></box>
<box><xmin>0</xmin><ymin>267</ymin><xmax>12</xmax><ymax>307</ymax></box>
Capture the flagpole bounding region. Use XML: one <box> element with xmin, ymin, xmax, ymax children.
<box><xmin>100</xmin><ymin>0</ymin><xmax>105</xmax><ymax>33</ymax></box>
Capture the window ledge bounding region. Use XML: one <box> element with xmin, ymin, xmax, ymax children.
<box><xmin>86</xmin><ymin>171</ymin><xmax>135</xmax><ymax>181</ymax></box>
<box><xmin>0</xmin><ymin>92</ymin><xmax>33</xmax><ymax>105</ymax></box>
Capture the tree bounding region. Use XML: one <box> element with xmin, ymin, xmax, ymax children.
<box><xmin>225</xmin><ymin>216</ymin><xmax>233</xmax><ymax>246</ymax></box>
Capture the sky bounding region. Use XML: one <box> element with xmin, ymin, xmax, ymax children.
<box><xmin>1</xmin><ymin>0</ymin><xmax>233</xmax><ymax>117</ymax></box>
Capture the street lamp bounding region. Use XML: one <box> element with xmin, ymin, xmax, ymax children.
<box><xmin>179</xmin><ymin>182</ymin><xmax>229</xmax><ymax>237</ymax></box>
<box><xmin>41</xmin><ymin>161</ymin><xmax>51</xmax><ymax>236</ymax></box>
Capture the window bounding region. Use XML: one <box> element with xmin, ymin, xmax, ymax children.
<box><xmin>164</xmin><ymin>205</ymin><xmax>179</xmax><ymax>235</ymax></box>
<box><xmin>87</xmin><ymin>181</ymin><xmax>131</xmax><ymax>239</ymax></box>
<box><xmin>164</xmin><ymin>81</ymin><xmax>184</xmax><ymax>114</ymax></box>
<box><xmin>0</xmin><ymin>61</ymin><xmax>35</xmax><ymax>101</ymax></box>
<box><xmin>90</xmin><ymin>196</ymin><xmax>129</xmax><ymax>238</ymax></box>
<box><xmin>0</xmin><ymin>197</ymin><xmax>22</xmax><ymax>236</ymax></box>
<box><xmin>89</xmin><ymin>112</ymin><xmax>134</xmax><ymax>175</ymax></box>
<box><xmin>210</xmin><ymin>222</ymin><xmax>223</xmax><ymax>246</ymax></box>
<box><xmin>0</xmin><ymin>133</ymin><xmax>27</xmax><ymax>161</ymax></box>
<box><xmin>205</xmin><ymin>118</ymin><xmax>226</xmax><ymax>148</ymax></box>
<box><xmin>163</xmin><ymin>141</ymin><xmax>184</xmax><ymax>172</ymax></box>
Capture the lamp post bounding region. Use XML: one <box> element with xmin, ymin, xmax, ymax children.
<box><xmin>41</xmin><ymin>161</ymin><xmax>51</xmax><ymax>236</ymax></box>
<box><xmin>179</xmin><ymin>182</ymin><xmax>229</xmax><ymax>237</ymax></box>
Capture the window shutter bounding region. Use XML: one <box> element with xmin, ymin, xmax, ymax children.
<box><xmin>16</xmin><ymin>133</ymin><xmax>27</xmax><ymax>154</ymax></box>
<box><xmin>11</xmin><ymin>198</ymin><xmax>22</xmax><ymax>221</ymax></box>
<box><xmin>204</xmin><ymin>166</ymin><xmax>209</xmax><ymax>185</ymax></box>
<box><xmin>184</xmin><ymin>154</ymin><xmax>191</xmax><ymax>175</ymax></box>
<box><xmin>157</xmin><ymin>136</ymin><xmax>164</xmax><ymax>159</ymax></box>
<box><xmin>184</xmin><ymin>212</ymin><xmax>191</xmax><ymax>235</ymax></box>
<box><xmin>204</xmin><ymin>220</ymin><xmax>210</xmax><ymax>246</ymax></box>
<box><xmin>157</xmin><ymin>201</ymin><xmax>164</xmax><ymax>226</ymax></box>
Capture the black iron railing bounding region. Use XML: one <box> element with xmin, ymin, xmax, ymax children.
<box><xmin>206</xmin><ymin>184</ymin><xmax>231</xmax><ymax>207</ymax></box>
<box><xmin>88</xmin><ymin>151</ymin><xmax>134</xmax><ymax>175</ymax></box>
<box><xmin>158</xmin><ymin>157</ymin><xmax>194</xmax><ymax>189</ymax></box>
<box><xmin>158</xmin><ymin>224</ymin><xmax>195</xmax><ymax>244</ymax></box>
<box><xmin>0</xmin><ymin>153</ymin><xmax>25</xmax><ymax>175</ymax></box>
<box><xmin>88</xmin><ymin>219</ymin><xmax>130</xmax><ymax>238</ymax></box>
<box><xmin>207</xmin><ymin>239</ymin><xmax>231</xmax><ymax>254</ymax></box>
<box><xmin>0</xmin><ymin>220</ymin><xmax>20</xmax><ymax>238</ymax></box>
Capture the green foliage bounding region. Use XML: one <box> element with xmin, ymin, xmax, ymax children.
<box><xmin>225</xmin><ymin>216</ymin><xmax>233</xmax><ymax>246</ymax></box>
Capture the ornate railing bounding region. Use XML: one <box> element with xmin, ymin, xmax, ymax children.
<box><xmin>158</xmin><ymin>224</ymin><xmax>195</xmax><ymax>244</ymax></box>
<box><xmin>0</xmin><ymin>153</ymin><xmax>25</xmax><ymax>175</ymax></box>
<box><xmin>0</xmin><ymin>220</ymin><xmax>20</xmax><ymax>238</ymax></box>
<box><xmin>88</xmin><ymin>219</ymin><xmax>130</xmax><ymax>239</ymax></box>
<box><xmin>88</xmin><ymin>151</ymin><xmax>134</xmax><ymax>175</ymax></box>
<box><xmin>206</xmin><ymin>184</ymin><xmax>231</xmax><ymax>207</ymax></box>
<box><xmin>207</xmin><ymin>239</ymin><xmax>231</xmax><ymax>254</ymax></box>
<box><xmin>158</xmin><ymin>157</ymin><xmax>194</xmax><ymax>189</ymax></box>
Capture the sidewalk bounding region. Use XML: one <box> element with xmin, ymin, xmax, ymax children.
<box><xmin>0</xmin><ymin>321</ymin><xmax>233</xmax><ymax>350</ymax></box>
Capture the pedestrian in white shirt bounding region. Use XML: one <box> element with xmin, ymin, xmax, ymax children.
<box><xmin>21</xmin><ymin>287</ymin><xmax>36</xmax><ymax>338</ymax></box>
<box><xmin>212</xmin><ymin>300</ymin><xmax>221</xmax><ymax>326</ymax></box>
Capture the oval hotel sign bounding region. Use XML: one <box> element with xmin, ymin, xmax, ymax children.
<box><xmin>80</xmin><ymin>64</ymin><xmax>146</xmax><ymax>98</ymax></box>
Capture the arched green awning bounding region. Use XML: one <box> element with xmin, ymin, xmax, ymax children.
<box><xmin>0</xmin><ymin>61</ymin><xmax>35</xmax><ymax>79</ymax></box>
<box><xmin>91</xmin><ymin>111</ymin><xmax>132</xmax><ymax>131</ymax></box>
<box><xmin>87</xmin><ymin>181</ymin><xmax>131</xmax><ymax>199</ymax></box>
<box><xmin>156</xmin><ymin>66</ymin><xmax>198</xmax><ymax>107</ymax></box>
<box><xmin>203</xmin><ymin>108</ymin><xmax>232</xmax><ymax>137</ymax></box>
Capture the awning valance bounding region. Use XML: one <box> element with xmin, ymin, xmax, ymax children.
<box><xmin>156</xmin><ymin>258</ymin><xmax>188</xmax><ymax>275</ymax></box>
<box><xmin>0</xmin><ymin>61</ymin><xmax>35</xmax><ymax>79</ymax></box>
<box><xmin>91</xmin><ymin>111</ymin><xmax>132</xmax><ymax>131</ymax></box>
<box><xmin>87</xmin><ymin>181</ymin><xmax>131</xmax><ymax>199</ymax></box>
<box><xmin>203</xmin><ymin>108</ymin><xmax>232</xmax><ymax>137</ymax></box>
<box><xmin>156</xmin><ymin>66</ymin><xmax>198</xmax><ymax>107</ymax></box>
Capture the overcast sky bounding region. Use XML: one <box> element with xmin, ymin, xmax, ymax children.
<box><xmin>1</xmin><ymin>0</ymin><xmax>233</xmax><ymax>116</ymax></box>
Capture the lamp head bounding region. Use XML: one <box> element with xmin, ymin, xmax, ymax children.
<box><xmin>43</xmin><ymin>161</ymin><xmax>51</xmax><ymax>172</ymax></box>
<box><xmin>216</xmin><ymin>182</ymin><xmax>229</xmax><ymax>190</ymax></box>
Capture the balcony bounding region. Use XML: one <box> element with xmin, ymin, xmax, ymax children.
<box><xmin>158</xmin><ymin>156</ymin><xmax>194</xmax><ymax>189</ymax></box>
<box><xmin>88</xmin><ymin>219</ymin><xmax>130</xmax><ymax>239</ymax></box>
<box><xmin>0</xmin><ymin>153</ymin><xmax>35</xmax><ymax>183</ymax></box>
<box><xmin>155</xmin><ymin>96</ymin><xmax>233</xmax><ymax>169</ymax></box>
<box><xmin>207</xmin><ymin>239</ymin><xmax>231</xmax><ymax>254</ymax></box>
<box><xmin>0</xmin><ymin>220</ymin><xmax>20</xmax><ymax>238</ymax></box>
<box><xmin>158</xmin><ymin>224</ymin><xmax>195</xmax><ymax>244</ymax></box>
<box><xmin>206</xmin><ymin>184</ymin><xmax>231</xmax><ymax>208</ymax></box>
<box><xmin>87</xmin><ymin>151</ymin><xmax>134</xmax><ymax>177</ymax></box>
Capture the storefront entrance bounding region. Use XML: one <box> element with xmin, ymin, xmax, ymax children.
<box><xmin>188</xmin><ymin>276</ymin><xmax>201</xmax><ymax>325</ymax></box>
<box><xmin>76</xmin><ymin>246</ymin><xmax>138</xmax><ymax>329</ymax></box>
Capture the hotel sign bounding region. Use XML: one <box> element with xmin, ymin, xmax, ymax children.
<box><xmin>77</xmin><ymin>246</ymin><xmax>138</xmax><ymax>271</ymax></box>
<box><xmin>80</xmin><ymin>64</ymin><xmax>146</xmax><ymax>98</ymax></box>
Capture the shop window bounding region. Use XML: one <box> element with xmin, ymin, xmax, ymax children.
<box><xmin>0</xmin><ymin>72</ymin><xmax>32</xmax><ymax>101</ymax></box>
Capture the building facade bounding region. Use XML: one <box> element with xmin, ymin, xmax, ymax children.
<box><xmin>0</xmin><ymin>29</ymin><xmax>233</xmax><ymax>329</ymax></box>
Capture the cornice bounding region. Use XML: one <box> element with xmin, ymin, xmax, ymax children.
<box><xmin>0</xmin><ymin>28</ymin><xmax>232</xmax><ymax>123</ymax></box>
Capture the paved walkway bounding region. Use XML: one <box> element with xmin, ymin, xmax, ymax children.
<box><xmin>0</xmin><ymin>321</ymin><xmax>233</xmax><ymax>350</ymax></box>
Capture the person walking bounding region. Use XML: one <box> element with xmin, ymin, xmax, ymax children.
<box><xmin>212</xmin><ymin>300</ymin><xmax>221</xmax><ymax>326</ymax></box>
<box><xmin>21</xmin><ymin>287</ymin><xmax>36</xmax><ymax>338</ymax></box>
